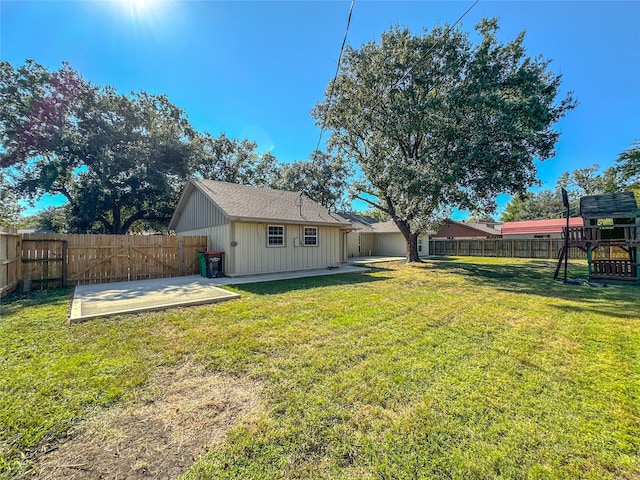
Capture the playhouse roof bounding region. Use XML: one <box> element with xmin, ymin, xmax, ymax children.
<box><xmin>580</xmin><ymin>192</ymin><xmax>639</xmax><ymax>219</ymax></box>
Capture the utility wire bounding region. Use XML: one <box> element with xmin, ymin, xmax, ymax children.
<box><xmin>388</xmin><ymin>0</ymin><xmax>480</xmax><ymax>94</ymax></box>
<box><xmin>312</xmin><ymin>0</ymin><xmax>355</xmax><ymax>160</ymax></box>
<box><xmin>313</xmin><ymin>0</ymin><xmax>478</xmax><ymax>161</ymax></box>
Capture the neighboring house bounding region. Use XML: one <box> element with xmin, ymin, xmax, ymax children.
<box><xmin>430</xmin><ymin>219</ymin><xmax>502</xmax><ymax>239</ymax></box>
<box><xmin>500</xmin><ymin>217</ymin><xmax>583</xmax><ymax>239</ymax></box>
<box><xmin>169</xmin><ymin>179</ymin><xmax>352</xmax><ymax>276</ymax></box>
<box><xmin>339</xmin><ymin>213</ymin><xmax>431</xmax><ymax>258</ymax></box>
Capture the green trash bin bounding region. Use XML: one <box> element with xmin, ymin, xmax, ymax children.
<box><xmin>197</xmin><ymin>252</ymin><xmax>207</xmax><ymax>277</ymax></box>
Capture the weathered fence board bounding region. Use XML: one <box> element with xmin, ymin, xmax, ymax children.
<box><xmin>20</xmin><ymin>234</ymin><xmax>207</xmax><ymax>289</ymax></box>
<box><xmin>0</xmin><ymin>227</ymin><xmax>21</xmax><ymax>297</ymax></box>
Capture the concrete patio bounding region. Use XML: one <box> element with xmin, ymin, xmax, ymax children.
<box><xmin>70</xmin><ymin>264</ymin><xmax>370</xmax><ymax>322</ymax></box>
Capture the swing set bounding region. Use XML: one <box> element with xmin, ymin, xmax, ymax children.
<box><xmin>554</xmin><ymin>191</ymin><xmax>640</xmax><ymax>284</ymax></box>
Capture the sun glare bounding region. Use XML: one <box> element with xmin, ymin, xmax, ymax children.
<box><xmin>115</xmin><ymin>0</ymin><xmax>166</xmax><ymax>20</ymax></box>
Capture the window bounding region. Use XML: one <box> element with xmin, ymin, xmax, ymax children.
<box><xmin>418</xmin><ymin>238</ymin><xmax>423</xmax><ymax>254</ymax></box>
<box><xmin>304</xmin><ymin>227</ymin><xmax>318</xmax><ymax>246</ymax></box>
<box><xmin>268</xmin><ymin>225</ymin><xmax>284</xmax><ymax>246</ymax></box>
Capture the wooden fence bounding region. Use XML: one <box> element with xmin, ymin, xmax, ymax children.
<box><xmin>1</xmin><ymin>234</ymin><xmax>207</xmax><ymax>295</ymax></box>
<box><xmin>1</xmin><ymin>227</ymin><xmax>21</xmax><ymax>297</ymax></box>
<box><xmin>429</xmin><ymin>238</ymin><xmax>629</xmax><ymax>260</ymax></box>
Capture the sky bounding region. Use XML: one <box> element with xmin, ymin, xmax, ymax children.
<box><xmin>1</xmin><ymin>0</ymin><xmax>639</xmax><ymax>219</ymax></box>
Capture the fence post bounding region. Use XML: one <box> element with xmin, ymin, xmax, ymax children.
<box><xmin>482</xmin><ymin>239</ymin><xmax>485</xmax><ymax>257</ymax></box>
<box><xmin>178</xmin><ymin>240</ymin><xmax>184</xmax><ymax>276</ymax></box>
<box><xmin>456</xmin><ymin>240</ymin><xmax>459</xmax><ymax>256</ymax></box>
<box><xmin>62</xmin><ymin>240</ymin><xmax>68</xmax><ymax>287</ymax></box>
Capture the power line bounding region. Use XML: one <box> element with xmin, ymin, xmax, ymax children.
<box><xmin>312</xmin><ymin>0</ymin><xmax>355</xmax><ymax>160</ymax></box>
<box><xmin>312</xmin><ymin>0</ymin><xmax>479</xmax><ymax>160</ymax></box>
<box><xmin>389</xmin><ymin>0</ymin><xmax>480</xmax><ymax>94</ymax></box>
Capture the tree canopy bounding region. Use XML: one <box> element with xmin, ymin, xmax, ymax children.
<box><xmin>313</xmin><ymin>19</ymin><xmax>575</xmax><ymax>261</ymax></box>
<box><xmin>616</xmin><ymin>140</ymin><xmax>640</xmax><ymax>195</ymax></box>
<box><xmin>191</xmin><ymin>132</ymin><xmax>279</xmax><ymax>188</ymax></box>
<box><xmin>272</xmin><ymin>151</ymin><xmax>352</xmax><ymax>209</ymax></box>
<box><xmin>1</xmin><ymin>61</ymin><xmax>196</xmax><ymax>233</ymax></box>
<box><xmin>500</xmin><ymin>150</ymin><xmax>639</xmax><ymax>223</ymax></box>
<box><xmin>0</xmin><ymin>171</ymin><xmax>22</xmax><ymax>227</ymax></box>
<box><xmin>500</xmin><ymin>189</ymin><xmax>575</xmax><ymax>222</ymax></box>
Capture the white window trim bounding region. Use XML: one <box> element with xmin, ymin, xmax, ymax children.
<box><xmin>303</xmin><ymin>226</ymin><xmax>318</xmax><ymax>247</ymax></box>
<box><xmin>418</xmin><ymin>237</ymin><xmax>423</xmax><ymax>253</ymax></box>
<box><xmin>267</xmin><ymin>224</ymin><xmax>285</xmax><ymax>247</ymax></box>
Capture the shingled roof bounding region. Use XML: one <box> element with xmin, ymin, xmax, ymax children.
<box><xmin>337</xmin><ymin>212</ymin><xmax>380</xmax><ymax>232</ymax></box>
<box><xmin>580</xmin><ymin>192</ymin><xmax>639</xmax><ymax>219</ymax></box>
<box><xmin>170</xmin><ymin>178</ymin><xmax>351</xmax><ymax>228</ymax></box>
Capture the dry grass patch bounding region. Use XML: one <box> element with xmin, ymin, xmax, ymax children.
<box><xmin>30</xmin><ymin>361</ymin><xmax>262</xmax><ymax>480</ymax></box>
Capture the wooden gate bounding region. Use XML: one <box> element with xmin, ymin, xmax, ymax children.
<box><xmin>21</xmin><ymin>237</ymin><xmax>67</xmax><ymax>289</ymax></box>
<box><xmin>20</xmin><ymin>234</ymin><xmax>207</xmax><ymax>288</ymax></box>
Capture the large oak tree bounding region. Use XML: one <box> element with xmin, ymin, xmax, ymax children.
<box><xmin>314</xmin><ymin>19</ymin><xmax>576</xmax><ymax>261</ymax></box>
<box><xmin>1</xmin><ymin>61</ymin><xmax>194</xmax><ymax>233</ymax></box>
<box><xmin>272</xmin><ymin>151</ymin><xmax>352</xmax><ymax>209</ymax></box>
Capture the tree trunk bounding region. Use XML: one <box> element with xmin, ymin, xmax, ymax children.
<box><xmin>112</xmin><ymin>204</ymin><xmax>122</xmax><ymax>234</ymax></box>
<box><xmin>405</xmin><ymin>232</ymin><xmax>420</xmax><ymax>262</ymax></box>
<box><xmin>394</xmin><ymin>218</ymin><xmax>422</xmax><ymax>263</ymax></box>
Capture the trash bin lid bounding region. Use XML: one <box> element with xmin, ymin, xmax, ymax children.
<box><xmin>204</xmin><ymin>251</ymin><xmax>224</xmax><ymax>254</ymax></box>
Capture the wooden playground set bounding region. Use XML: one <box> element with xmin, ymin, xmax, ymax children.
<box><xmin>555</xmin><ymin>191</ymin><xmax>640</xmax><ymax>284</ymax></box>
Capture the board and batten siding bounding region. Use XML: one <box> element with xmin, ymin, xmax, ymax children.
<box><xmin>176</xmin><ymin>225</ymin><xmax>231</xmax><ymax>273</ymax></box>
<box><xmin>231</xmin><ymin>222</ymin><xmax>341</xmax><ymax>276</ymax></box>
<box><xmin>372</xmin><ymin>233</ymin><xmax>430</xmax><ymax>256</ymax></box>
<box><xmin>173</xmin><ymin>188</ymin><xmax>228</xmax><ymax>232</ymax></box>
<box><xmin>346</xmin><ymin>230</ymin><xmax>361</xmax><ymax>258</ymax></box>
<box><xmin>374</xmin><ymin>233</ymin><xmax>406</xmax><ymax>256</ymax></box>
<box><xmin>359</xmin><ymin>234</ymin><xmax>376</xmax><ymax>257</ymax></box>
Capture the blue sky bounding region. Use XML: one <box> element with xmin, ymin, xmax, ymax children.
<box><xmin>2</xmin><ymin>0</ymin><xmax>639</xmax><ymax>219</ymax></box>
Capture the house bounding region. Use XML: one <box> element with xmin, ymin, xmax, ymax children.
<box><xmin>339</xmin><ymin>213</ymin><xmax>431</xmax><ymax>258</ymax></box>
<box><xmin>169</xmin><ymin>179</ymin><xmax>352</xmax><ymax>276</ymax></box>
<box><xmin>430</xmin><ymin>219</ymin><xmax>502</xmax><ymax>239</ymax></box>
<box><xmin>500</xmin><ymin>217</ymin><xmax>583</xmax><ymax>239</ymax></box>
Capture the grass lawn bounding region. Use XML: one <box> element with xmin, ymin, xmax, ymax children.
<box><xmin>1</xmin><ymin>257</ymin><xmax>639</xmax><ymax>479</ymax></box>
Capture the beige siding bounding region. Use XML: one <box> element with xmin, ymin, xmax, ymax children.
<box><xmin>359</xmin><ymin>234</ymin><xmax>376</xmax><ymax>257</ymax></box>
<box><xmin>177</xmin><ymin>225</ymin><xmax>231</xmax><ymax>273</ymax></box>
<box><xmin>174</xmin><ymin>189</ymin><xmax>228</xmax><ymax>232</ymax></box>
<box><xmin>346</xmin><ymin>231</ymin><xmax>361</xmax><ymax>258</ymax></box>
<box><xmin>231</xmin><ymin>222</ymin><xmax>341</xmax><ymax>276</ymax></box>
<box><xmin>374</xmin><ymin>233</ymin><xmax>406</xmax><ymax>256</ymax></box>
<box><xmin>345</xmin><ymin>231</ymin><xmax>430</xmax><ymax>257</ymax></box>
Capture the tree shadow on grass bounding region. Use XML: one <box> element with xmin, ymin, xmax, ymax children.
<box><xmin>233</xmin><ymin>271</ymin><xmax>389</xmax><ymax>296</ymax></box>
<box><xmin>423</xmin><ymin>258</ymin><xmax>640</xmax><ymax>321</ymax></box>
<box><xmin>0</xmin><ymin>287</ymin><xmax>74</xmax><ymax>317</ymax></box>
